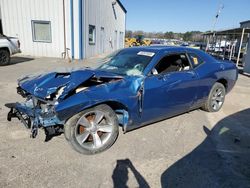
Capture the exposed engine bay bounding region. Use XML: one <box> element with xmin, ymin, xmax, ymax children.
<box><xmin>6</xmin><ymin>69</ymin><xmax>124</xmax><ymax>140</ymax></box>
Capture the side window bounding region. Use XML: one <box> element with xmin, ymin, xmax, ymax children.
<box><xmin>153</xmin><ymin>53</ymin><xmax>191</xmax><ymax>75</ymax></box>
<box><xmin>188</xmin><ymin>53</ymin><xmax>204</xmax><ymax>68</ymax></box>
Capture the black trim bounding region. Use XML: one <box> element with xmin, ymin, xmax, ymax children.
<box><xmin>0</xmin><ymin>19</ymin><xmax>3</xmax><ymax>35</ymax></box>
<box><xmin>117</xmin><ymin>0</ymin><xmax>127</xmax><ymax>13</ymax></box>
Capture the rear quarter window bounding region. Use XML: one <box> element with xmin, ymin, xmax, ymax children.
<box><xmin>188</xmin><ymin>53</ymin><xmax>205</xmax><ymax>68</ymax></box>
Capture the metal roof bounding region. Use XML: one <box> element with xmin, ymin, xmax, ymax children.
<box><xmin>240</xmin><ymin>20</ymin><xmax>250</xmax><ymax>25</ymax></box>
<box><xmin>203</xmin><ymin>27</ymin><xmax>250</xmax><ymax>36</ymax></box>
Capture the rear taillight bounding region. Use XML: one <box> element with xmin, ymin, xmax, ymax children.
<box><xmin>17</xmin><ymin>40</ymin><xmax>20</xmax><ymax>48</ymax></box>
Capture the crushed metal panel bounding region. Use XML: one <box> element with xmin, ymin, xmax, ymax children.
<box><xmin>18</xmin><ymin>69</ymin><xmax>95</xmax><ymax>99</ymax></box>
<box><xmin>55</xmin><ymin>76</ymin><xmax>144</xmax><ymax>123</ymax></box>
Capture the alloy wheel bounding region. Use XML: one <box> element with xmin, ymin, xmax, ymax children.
<box><xmin>211</xmin><ymin>87</ymin><xmax>225</xmax><ymax>111</ymax></box>
<box><xmin>74</xmin><ymin>110</ymin><xmax>114</xmax><ymax>149</ymax></box>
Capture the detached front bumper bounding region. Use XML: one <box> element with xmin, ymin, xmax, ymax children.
<box><xmin>6</xmin><ymin>102</ymin><xmax>32</xmax><ymax>129</ymax></box>
<box><xmin>5</xmin><ymin>99</ymin><xmax>64</xmax><ymax>138</ymax></box>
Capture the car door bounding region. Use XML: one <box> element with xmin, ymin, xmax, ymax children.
<box><xmin>140</xmin><ymin>52</ymin><xmax>199</xmax><ymax>125</ymax></box>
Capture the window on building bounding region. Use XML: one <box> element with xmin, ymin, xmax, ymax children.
<box><xmin>31</xmin><ymin>21</ymin><xmax>52</xmax><ymax>43</ymax></box>
<box><xmin>89</xmin><ymin>25</ymin><xmax>96</xmax><ymax>45</ymax></box>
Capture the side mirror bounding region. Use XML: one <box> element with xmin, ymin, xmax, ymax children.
<box><xmin>151</xmin><ymin>68</ymin><xmax>158</xmax><ymax>75</ymax></box>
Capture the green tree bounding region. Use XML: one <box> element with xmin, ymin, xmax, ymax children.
<box><xmin>164</xmin><ymin>32</ymin><xmax>174</xmax><ymax>39</ymax></box>
<box><xmin>183</xmin><ymin>32</ymin><xmax>192</xmax><ymax>41</ymax></box>
<box><xmin>125</xmin><ymin>30</ymin><xmax>133</xmax><ymax>38</ymax></box>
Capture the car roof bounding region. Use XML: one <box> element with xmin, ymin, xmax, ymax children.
<box><xmin>124</xmin><ymin>46</ymin><xmax>199</xmax><ymax>53</ymax></box>
<box><xmin>123</xmin><ymin>46</ymin><xmax>216</xmax><ymax>62</ymax></box>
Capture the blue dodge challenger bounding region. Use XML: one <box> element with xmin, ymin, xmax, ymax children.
<box><xmin>6</xmin><ymin>46</ymin><xmax>238</xmax><ymax>154</ymax></box>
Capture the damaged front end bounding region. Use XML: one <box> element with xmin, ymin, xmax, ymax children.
<box><xmin>6</xmin><ymin>93</ymin><xmax>64</xmax><ymax>138</ymax></box>
<box><xmin>5</xmin><ymin>69</ymin><xmax>93</xmax><ymax>139</ymax></box>
<box><xmin>6</xmin><ymin>69</ymin><xmax>126</xmax><ymax>139</ymax></box>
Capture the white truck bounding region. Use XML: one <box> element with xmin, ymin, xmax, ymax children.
<box><xmin>0</xmin><ymin>34</ymin><xmax>21</xmax><ymax>65</ymax></box>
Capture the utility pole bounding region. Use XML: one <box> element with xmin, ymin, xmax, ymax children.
<box><xmin>206</xmin><ymin>4</ymin><xmax>224</xmax><ymax>51</ymax></box>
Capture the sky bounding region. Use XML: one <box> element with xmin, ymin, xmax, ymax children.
<box><xmin>120</xmin><ymin>0</ymin><xmax>250</xmax><ymax>33</ymax></box>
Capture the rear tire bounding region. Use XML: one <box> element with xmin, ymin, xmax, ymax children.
<box><xmin>64</xmin><ymin>104</ymin><xmax>119</xmax><ymax>155</ymax></box>
<box><xmin>0</xmin><ymin>49</ymin><xmax>10</xmax><ymax>66</ymax></box>
<box><xmin>202</xmin><ymin>82</ymin><xmax>226</xmax><ymax>112</ymax></box>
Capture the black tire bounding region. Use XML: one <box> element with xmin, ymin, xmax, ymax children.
<box><xmin>202</xmin><ymin>82</ymin><xmax>226</xmax><ymax>112</ymax></box>
<box><xmin>0</xmin><ymin>49</ymin><xmax>10</xmax><ymax>66</ymax></box>
<box><xmin>64</xmin><ymin>104</ymin><xmax>119</xmax><ymax>155</ymax></box>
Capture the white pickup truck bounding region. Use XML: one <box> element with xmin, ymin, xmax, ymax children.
<box><xmin>0</xmin><ymin>34</ymin><xmax>21</xmax><ymax>65</ymax></box>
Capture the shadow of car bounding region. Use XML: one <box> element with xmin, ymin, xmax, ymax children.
<box><xmin>9</xmin><ymin>56</ymin><xmax>34</xmax><ymax>65</ymax></box>
<box><xmin>161</xmin><ymin>108</ymin><xmax>250</xmax><ymax>188</ymax></box>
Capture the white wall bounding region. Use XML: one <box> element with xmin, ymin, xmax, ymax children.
<box><xmin>83</xmin><ymin>0</ymin><xmax>126</xmax><ymax>58</ymax></box>
<box><xmin>0</xmin><ymin>0</ymin><xmax>67</xmax><ymax>57</ymax></box>
<box><xmin>0</xmin><ymin>0</ymin><xmax>126</xmax><ymax>59</ymax></box>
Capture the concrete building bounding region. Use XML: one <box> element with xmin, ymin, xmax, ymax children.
<box><xmin>0</xmin><ymin>0</ymin><xmax>126</xmax><ymax>59</ymax></box>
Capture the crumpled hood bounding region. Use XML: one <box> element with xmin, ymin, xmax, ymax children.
<box><xmin>18</xmin><ymin>68</ymin><xmax>122</xmax><ymax>100</ymax></box>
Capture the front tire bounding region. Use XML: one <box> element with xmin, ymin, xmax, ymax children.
<box><xmin>0</xmin><ymin>49</ymin><xmax>10</xmax><ymax>66</ymax></box>
<box><xmin>202</xmin><ymin>82</ymin><xmax>226</xmax><ymax>112</ymax></box>
<box><xmin>64</xmin><ymin>104</ymin><xmax>119</xmax><ymax>155</ymax></box>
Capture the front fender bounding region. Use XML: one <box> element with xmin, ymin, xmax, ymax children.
<box><xmin>55</xmin><ymin>92</ymin><xmax>92</xmax><ymax>121</ymax></box>
<box><xmin>55</xmin><ymin>76</ymin><xmax>144</xmax><ymax>127</ymax></box>
<box><xmin>55</xmin><ymin>91</ymin><xmax>133</xmax><ymax>122</ymax></box>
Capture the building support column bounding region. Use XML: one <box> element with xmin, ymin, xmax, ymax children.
<box><xmin>70</xmin><ymin>0</ymin><xmax>75</xmax><ymax>59</ymax></box>
<box><xmin>237</xmin><ymin>28</ymin><xmax>245</xmax><ymax>67</ymax></box>
<box><xmin>223</xmin><ymin>35</ymin><xmax>227</xmax><ymax>60</ymax></box>
<box><xmin>218</xmin><ymin>35</ymin><xmax>222</xmax><ymax>58</ymax></box>
<box><xmin>243</xmin><ymin>36</ymin><xmax>250</xmax><ymax>74</ymax></box>
<box><xmin>79</xmin><ymin>0</ymin><xmax>84</xmax><ymax>60</ymax></box>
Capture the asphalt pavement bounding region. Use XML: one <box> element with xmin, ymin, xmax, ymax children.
<box><xmin>0</xmin><ymin>55</ymin><xmax>250</xmax><ymax>188</ymax></box>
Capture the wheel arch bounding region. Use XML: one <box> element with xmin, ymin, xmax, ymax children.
<box><xmin>216</xmin><ymin>78</ymin><xmax>228</xmax><ymax>91</ymax></box>
<box><xmin>91</xmin><ymin>101</ymin><xmax>130</xmax><ymax>132</ymax></box>
<box><xmin>63</xmin><ymin>100</ymin><xmax>130</xmax><ymax>133</ymax></box>
<box><xmin>0</xmin><ymin>47</ymin><xmax>10</xmax><ymax>54</ymax></box>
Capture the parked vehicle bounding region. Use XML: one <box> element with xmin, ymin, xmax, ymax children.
<box><xmin>6</xmin><ymin>46</ymin><xmax>238</xmax><ymax>154</ymax></box>
<box><xmin>135</xmin><ymin>35</ymin><xmax>151</xmax><ymax>46</ymax></box>
<box><xmin>0</xmin><ymin>34</ymin><xmax>21</xmax><ymax>65</ymax></box>
<box><xmin>125</xmin><ymin>35</ymin><xmax>151</xmax><ymax>47</ymax></box>
<box><xmin>125</xmin><ymin>37</ymin><xmax>138</xmax><ymax>47</ymax></box>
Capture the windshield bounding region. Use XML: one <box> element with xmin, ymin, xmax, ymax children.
<box><xmin>97</xmin><ymin>49</ymin><xmax>155</xmax><ymax>76</ymax></box>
